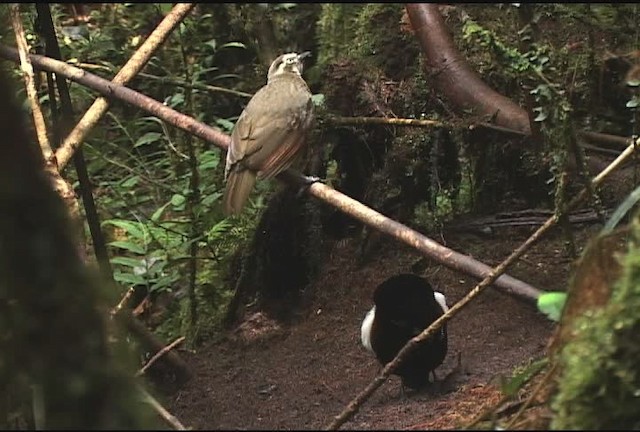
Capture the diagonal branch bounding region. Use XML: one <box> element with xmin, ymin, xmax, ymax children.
<box><xmin>54</xmin><ymin>3</ymin><xmax>196</xmax><ymax>171</ymax></box>
<box><xmin>9</xmin><ymin>4</ymin><xmax>52</xmax><ymax>161</ymax></box>
<box><xmin>325</xmin><ymin>137</ymin><xmax>640</xmax><ymax>430</ymax></box>
<box><xmin>0</xmin><ymin>44</ymin><xmax>545</xmax><ymax>304</ymax></box>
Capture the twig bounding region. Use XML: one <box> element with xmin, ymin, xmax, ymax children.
<box><xmin>9</xmin><ymin>4</ymin><xmax>53</xmax><ymax>160</ymax></box>
<box><xmin>329</xmin><ymin>115</ymin><xmax>449</xmax><ymax>128</ymax></box>
<box><xmin>578</xmin><ymin>130</ymin><xmax>634</xmax><ymax>150</ymax></box>
<box><xmin>137</xmin><ymin>336</ymin><xmax>186</xmax><ymax>377</ymax></box>
<box><xmin>464</xmin><ymin>392</ymin><xmax>512</xmax><ymax>430</ymax></box>
<box><xmin>325</xmin><ymin>136</ymin><xmax>640</xmax><ymax>430</ymax></box>
<box><xmin>464</xmin><ymin>360</ymin><xmax>549</xmax><ymax>429</ymax></box>
<box><xmin>329</xmin><ymin>115</ymin><xmax>530</xmax><ymax>137</ymax></box>
<box><xmin>35</xmin><ymin>3</ymin><xmax>114</xmax><ymax>280</ymax></box>
<box><xmin>118</xmin><ymin>312</ymin><xmax>192</xmax><ymax>383</ymax></box>
<box><xmin>66</xmin><ymin>62</ymin><xmax>253</xmax><ymax>99</ymax></box>
<box><xmin>54</xmin><ymin>3</ymin><xmax>196</xmax><ymax>171</ymax></box>
<box><xmin>139</xmin><ymin>72</ymin><xmax>253</xmax><ymax>99</ymax></box>
<box><xmin>504</xmin><ymin>362</ymin><xmax>558</xmax><ymax>430</ymax></box>
<box><xmin>110</xmin><ymin>286</ymin><xmax>135</xmax><ymax>317</ymax></box>
<box><xmin>138</xmin><ymin>385</ymin><xmax>188</xmax><ymax>430</ymax></box>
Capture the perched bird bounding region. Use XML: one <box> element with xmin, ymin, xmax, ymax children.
<box><xmin>360</xmin><ymin>273</ymin><xmax>449</xmax><ymax>391</ymax></box>
<box><xmin>223</xmin><ymin>52</ymin><xmax>315</xmax><ymax>215</ymax></box>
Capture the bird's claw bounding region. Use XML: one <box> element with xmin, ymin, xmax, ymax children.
<box><xmin>303</xmin><ymin>175</ymin><xmax>322</xmax><ymax>185</ymax></box>
<box><xmin>296</xmin><ymin>175</ymin><xmax>323</xmax><ymax>198</ymax></box>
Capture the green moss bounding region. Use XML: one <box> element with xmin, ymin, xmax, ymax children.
<box><xmin>551</xmin><ymin>225</ymin><xmax>640</xmax><ymax>429</ymax></box>
<box><xmin>316</xmin><ymin>4</ymin><xmax>362</xmax><ymax>66</ymax></box>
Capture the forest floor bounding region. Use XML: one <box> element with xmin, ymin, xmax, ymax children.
<box><xmin>164</xmin><ymin>217</ymin><xmax>602</xmax><ymax>430</ymax></box>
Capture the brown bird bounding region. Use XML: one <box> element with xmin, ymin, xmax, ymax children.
<box><xmin>223</xmin><ymin>52</ymin><xmax>315</xmax><ymax>215</ymax></box>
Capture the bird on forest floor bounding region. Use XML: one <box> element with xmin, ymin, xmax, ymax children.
<box><xmin>360</xmin><ymin>273</ymin><xmax>449</xmax><ymax>393</ymax></box>
<box><xmin>223</xmin><ymin>51</ymin><xmax>315</xmax><ymax>216</ymax></box>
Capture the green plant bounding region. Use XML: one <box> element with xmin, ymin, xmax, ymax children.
<box><xmin>537</xmin><ymin>291</ymin><xmax>567</xmax><ymax>322</ymax></box>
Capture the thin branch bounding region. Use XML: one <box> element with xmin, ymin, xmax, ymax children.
<box><xmin>325</xmin><ymin>137</ymin><xmax>640</xmax><ymax>430</ymax></box>
<box><xmin>138</xmin><ymin>385</ymin><xmax>188</xmax><ymax>430</ymax></box>
<box><xmin>504</xmin><ymin>362</ymin><xmax>557</xmax><ymax>429</ymax></box>
<box><xmin>9</xmin><ymin>4</ymin><xmax>53</xmax><ymax>160</ymax></box>
<box><xmin>67</xmin><ymin>61</ymin><xmax>254</xmax><ymax>99</ymax></box>
<box><xmin>0</xmin><ymin>43</ymin><xmax>545</xmax><ymax>304</ymax></box>
<box><xmin>35</xmin><ymin>3</ymin><xmax>115</xmax><ymax>280</ymax></box>
<box><xmin>138</xmin><ymin>71</ymin><xmax>253</xmax><ymax>99</ymax></box>
<box><xmin>54</xmin><ymin>3</ymin><xmax>196</xmax><ymax>171</ymax></box>
<box><xmin>117</xmin><ymin>312</ymin><xmax>191</xmax><ymax>382</ymax></box>
<box><xmin>137</xmin><ymin>336</ymin><xmax>186</xmax><ymax>377</ymax></box>
<box><xmin>328</xmin><ymin>115</ymin><xmax>529</xmax><ymax>136</ymax></box>
<box><xmin>578</xmin><ymin>130</ymin><xmax>634</xmax><ymax>150</ymax></box>
<box><xmin>110</xmin><ymin>286</ymin><xmax>135</xmax><ymax>317</ymax></box>
<box><xmin>329</xmin><ymin>115</ymin><xmax>449</xmax><ymax>128</ymax></box>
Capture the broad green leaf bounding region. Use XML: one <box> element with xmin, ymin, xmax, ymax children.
<box><xmin>537</xmin><ymin>291</ymin><xmax>567</xmax><ymax>322</ymax></box>
<box><xmin>274</xmin><ymin>3</ymin><xmax>297</xmax><ymax>10</ymax></box>
<box><xmin>626</xmin><ymin>97</ymin><xmax>640</xmax><ymax>108</ymax></box>
<box><xmin>165</xmin><ymin>93</ymin><xmax>185</xmax><ymax>108</ymax></box>
<box><xmin>603</xmin><ymin>183</ymin><xmax>640</xmax><ymax>233</ymax></box>
<box><xmin>199</xmin><ymin>150</ymin><xmax>220</xmax><ymax>170</ymax></box>
<box><xmin>207</xmin><ymin>219</ymin><xmax>233</xmax><ymax>240</ymax></box>
<box><xmin>110</xmin><ymin>256</ymin><xmax>144</xmax><ymax>268</ymax></box>
<box><xmin>150</xmin><ymin>274</ymin><xmax>179</xmax><ymax>293</ymax></box>
<box><xmin>103</xmin><ymin>219</ymin><xmax>147</xmax><ymax>241</ymax></box>
<box><xmin>500</xmin><ymin>357</ymin><xmax>548</xmax><ymax>396</ymax></box>
<box><xmin>151</xmin><ymin>203</ymin><xmax>170</xmax><ymax>222</ymax></box>
<box><xmin>134</xmin><ymin>132</ymin><xmax>163</xmax><ymax>147</ymax></box>
<box><xmin>311</xmin><ymin>93</ymin><xmax>325</xmax><ymax>107</ymax></box>
<box><xmin>534</xmin><ymin>111</ymin><xmax>548</xmax><ymax>122</ymax></box>
<box><xmin>215</xmin><ymin>118</ymin><xmax>235</xmax><ymax>132</ymax></box>
<box><xmin>202</xmin><ymin>191</ymin><xmax>222</xmax><ymax>207</ymax></box>
<box><xmin>204</xmin><ymin>38</ymin><xmax>217</xmax><ymax>52</ymax></box>
<box><xmin>108</xmin><ymin>240</ymin><xmax>145</xmax><ymax>255</ymax></box>
<box><xmin>120</xmin><ymin>176</ymin><xmax>139</xmax><ymax>188</ymax></box>
<box><xmin>157</xmin><ymin>3</ymin><xmax>173</xmax><ymax>14</ymax></box>
<box><xmin>113</xmin><ymin>271</ymin><xmax>146</xmax><ymax>286</ymax></box>
<box><xmin>171</xmin><ymin>194</ymin><xmax>186</xmax><ymax>207</ymax></box>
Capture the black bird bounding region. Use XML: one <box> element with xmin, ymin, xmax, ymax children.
<box><xmin>360</xmin><ymin>273</ymin><xmax>449</xmax><ymax>391</ymax></box>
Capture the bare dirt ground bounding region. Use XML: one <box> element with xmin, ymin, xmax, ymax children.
<box><xmin>166</xmin><ymin>222</ymin><xmax>599</xmax><ymax>430</ymax></box>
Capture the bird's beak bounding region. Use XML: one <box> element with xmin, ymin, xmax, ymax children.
<box><xmin>298</xmin><ymin>51</ymin><xmax>312</xmax><ymax>61</ymax></box>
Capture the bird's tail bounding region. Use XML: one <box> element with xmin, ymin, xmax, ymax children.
<box><xmin>223</xmin><ymin>169</ymin><xmax>257</xmax><ymax>216</ymax></box>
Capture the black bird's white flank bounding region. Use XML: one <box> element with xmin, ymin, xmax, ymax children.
<box><xmin>360</xmin><ymin>273</ymin><xmax>449</xmax><ymax>391</ymax></box>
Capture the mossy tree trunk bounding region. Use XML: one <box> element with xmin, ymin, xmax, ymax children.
<box><xmin>0</xmin><ymin>70</ymin><xmax>158</xmax><ymax>429</ymax></box>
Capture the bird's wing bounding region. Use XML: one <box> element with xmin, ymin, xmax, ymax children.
<box><xmin>225</xmin><ymin>110</ymin><xmax>253</xmax><ymax>178</ymax></box>
<box><xmin>226</xmin><ymin>86</ymin><xmax>312</xmax><ymax>180</ymax></box>
<box><xmin>246</xmin><ymin>102</ymin><xmax>312</xmax><ymax>179</ymax></box>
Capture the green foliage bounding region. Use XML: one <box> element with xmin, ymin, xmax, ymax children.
<box><xmin>552</xmin><ymin>224</ymin><xmax>640</xmax><ymax>429</ymax></box>
<box><xmin>16</xmin><ymin>4</ymin><xmax>269</xmax><ymax>343</ymax></box>
<box><xmin>603</xmin><ymin>183</ymin><xmax>640</xmax><ymax>234</ymax></box>
<box><xmin>499</xmin><ymin>357</ymin><xmax>548</xmax><ymax>397</ymax></box>
<box><xmin>537</xmin><ymin>292</ymin><xmax>567</xmax><ymax>322</ymax></box>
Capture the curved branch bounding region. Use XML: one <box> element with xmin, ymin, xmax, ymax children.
<box><xmin>406</xmin><ymin>3</ymin><xmax>532</xmax><ymax>135</ymax></box>
<box><xmin>0</xmin><ymin>43</ymin><xmax>543</xmax><ymax>305</ymax></box>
